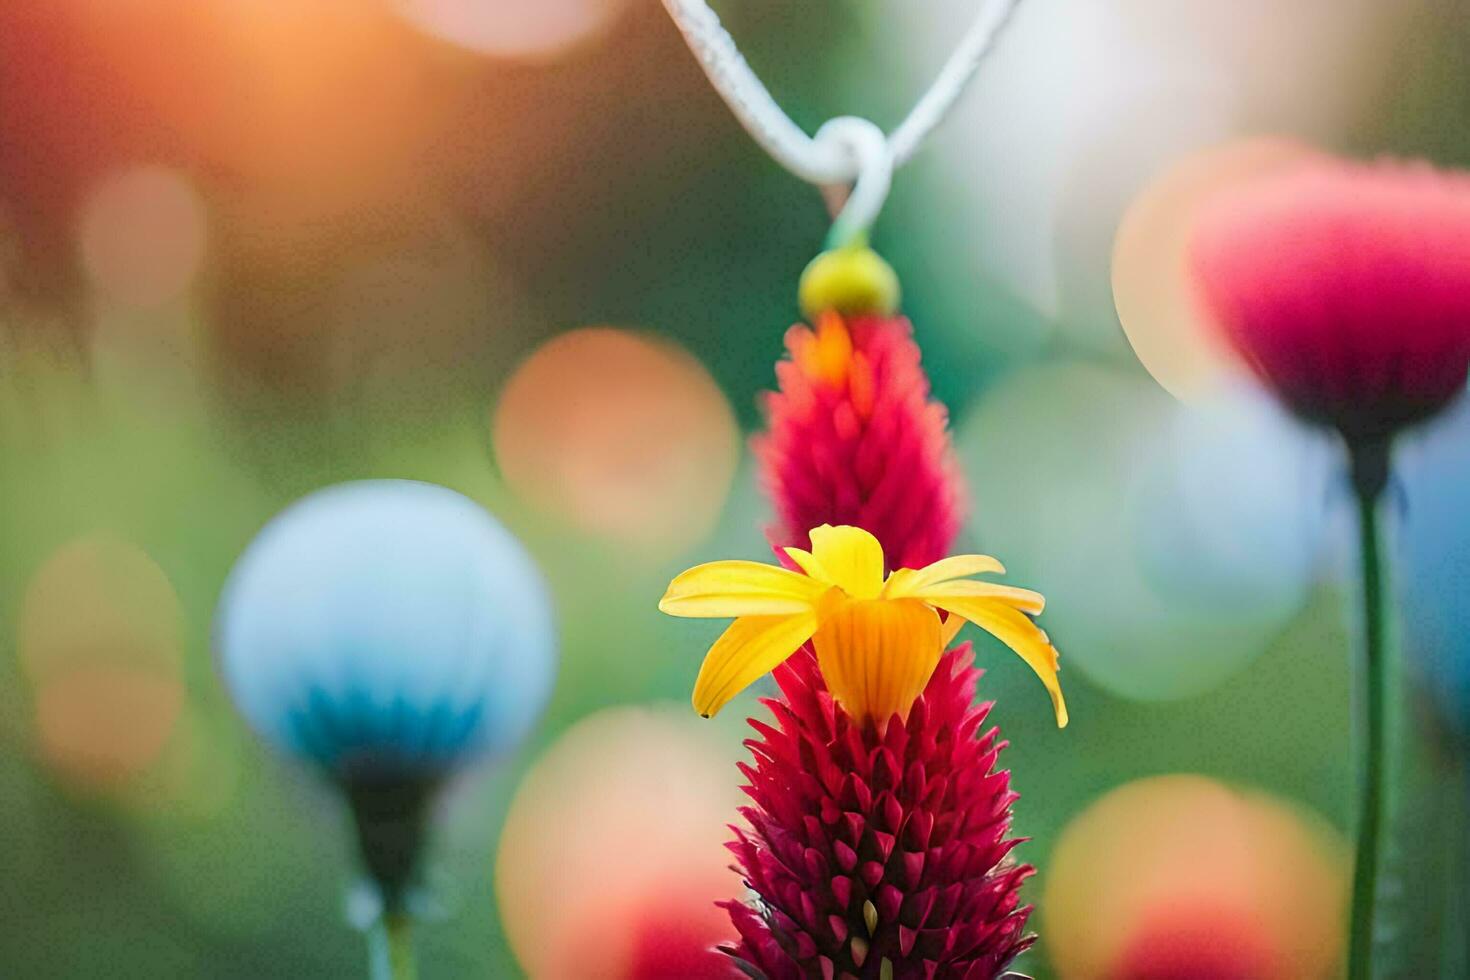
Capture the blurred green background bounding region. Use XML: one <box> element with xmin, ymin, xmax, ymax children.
<box><xmin>1</xmin><ymin>1</ymin><xmax>1469</xmax><ymax>977</ymax></box>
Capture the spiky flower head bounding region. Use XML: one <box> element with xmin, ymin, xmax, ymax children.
<box><xmin>1190</xmin><ymin>158</ymin><xmax>1470</xmax><ymax>447</ymax></box>
<box><xmin>754</xmin><ymin>309</ymin><xmax>965</xmax><ymax>572</ymax></box>
<box><xmin>723</xmin><ymin>645</ymin><xmax>1035</xmax><ymax>978</ymax></box>
<box><xmin>663</xmin><ymin>249</ymin><xmax>1055</xmax><ymax>977</ymax></box>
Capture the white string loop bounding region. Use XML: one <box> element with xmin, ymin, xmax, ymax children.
<box><xmin>814</xmin><ymin>117</ymin><xmax>892</xmax><ymax>249</ymax></box>
<box><xmin>662</xmin><ymin>0</ymin><xmax>1022</xmax><ymax>239</ymax></box>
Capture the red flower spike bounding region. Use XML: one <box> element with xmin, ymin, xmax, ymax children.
<box><xmin>720</xmin><ymin>647</ymin><xmax>1034</xmax><ymax>979</ymax></box>
<box><xmin>1190</xmin><ymin>158</ymin><xmax>1470</xmax><ymax>444</ymax></box>
<box><xmin>698</xmin><ymin>291</ymin><xmax>1040</xmax><ymax>976</ymax></box>
<box><xmin>755</xmin><ymin>312</ymin><xmax>966</xmax><ymax>571</ymax></box>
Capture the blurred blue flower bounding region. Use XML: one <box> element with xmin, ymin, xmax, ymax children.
<box><xmin>216</xmin><ymin>479</ymin><xmax>556</xmax><ymax>781</ymax></box>
<box><xmin>1398</xmin><ymin>399</ymin><xmax>1470</xmax><ymax>741</ymax></box>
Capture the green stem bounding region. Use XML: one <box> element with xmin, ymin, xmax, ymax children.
<box><xmin>824</xmin><ymin>223</ymin><xmax>868</xmax><ymax>253</ymax></box>
<box><xmin>1348</xmin><ymin>442</ymin><xmax>1389</xmax><ymax>980</ymax></box>
<box><xmin>367</xmin><ymin>913</ymin><xmax>417</xmax><ymax>980</ymax></box>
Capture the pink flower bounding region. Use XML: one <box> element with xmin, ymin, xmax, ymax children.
<box><xmin>754</xmin><ymin>312</ymin><xmax>965</xmax><ymax>571</ymax></box>
<box><xmin>1190</xmin><ymin>159</ymin><xmax>1470</xmax><ymax>442</ymax></box>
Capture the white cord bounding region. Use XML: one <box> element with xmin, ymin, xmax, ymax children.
<box><xmin>814</xmin><ymin>117</ymin><xmax>891</xmax><ymax>249</ymax></box>
<box><xmin>661</xmin><ymin>0</ymin><xmax>1022</xmax><ymax>244</ymax></box>
<box><xmin>884</xmin><ymin>0</ymin><xmax>1022</xmax><ymax>167</ymax></box>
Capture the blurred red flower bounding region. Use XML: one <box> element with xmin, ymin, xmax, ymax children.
<box><xmin>1190</xmin><ymin>159</ymin><xmax>1470</xmax><ymax>444</ymax></box>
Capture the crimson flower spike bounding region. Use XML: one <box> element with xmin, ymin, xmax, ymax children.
<box><xmin>661</xmin><ymin>245</ymin><xmax>1063</xmax><ymax>979</ymax></box>
<box><xmin>754</xmin><ymin>259</ymin><xmax>964</xmax><ymax>570</ymax></box>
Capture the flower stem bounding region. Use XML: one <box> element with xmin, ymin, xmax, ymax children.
<box><xmin>367</xmin><ymin>913</ymin><xmax>417</xmax><ymax>980</ymax></box>
<box><xmin>1348</xmin><ymin>439</ymin><xmax>1390</xmax><ymax>980</ymax></box>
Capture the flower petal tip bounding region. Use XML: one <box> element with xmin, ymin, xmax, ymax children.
<box><xmin>1052</xmin><ymin>688</ymin><xmax>1069</xmax><ymax>729</ymax></box>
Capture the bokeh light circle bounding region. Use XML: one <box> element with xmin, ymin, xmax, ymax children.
<box><xmin>496</xmin><ymin>705</ymin><xmax>740</xmax><ymax>979</ymax></box>
<box><xmin>78</xmin><ymin>166</ymin><xmax>206</xmax><ymax>308</ymax></box>
<box><xmin>1113</xmin><ymin>904</ymin><xmax>1285</xmax><ymax>980</ymax></box>
<box><xmin>1042</xmin><ymin>774</ymin><xmax>1347</xmax><ymax>979</ymax></box>
<box><xmin>18</xmin><ymin>535</ymin><xmax>186</xmax><ymax>789</ymax></box>
<box><xmin>1131</xmin><ymin>382</ymin><xmax>1328</xmax><ymax>616</ymax></box>
<box><xmin>391</xmin><ymin>0</ymin><xmax>632</xmax><ymax>62</ymax></box>
<box><xmin>1050</xmin><ymin>68</ymin><xmax>1239</xmax><ymax>354</ymax></box>
<box><xmin>493</xmin><ymin>328</ymin><xmax>739</xmax><ymax>554</ymax></box>
<box><xmin>1112</xmin><ymin>137</ymin><xmax>1321</xmax><ymax>400</ymax></box>
<box><xmin>958</xmin><ymin>362</ymin><xmax>1314</xmax><ymax>702</ymax></box>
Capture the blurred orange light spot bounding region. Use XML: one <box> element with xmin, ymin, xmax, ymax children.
<box><xmin>1112</xmin><ymin>137</ymin><xmax>1322</xmax><ymax>400</ymax></box>
<box><xmin>496</xmin><ymin>706</ymin><xmax>740</xmax><ymax>980</ymax></box>
<box><xmin>391</xmin><ymin>0</ymin><xmax>632</xmax><ymax>61</ymax></box>
<box><xmin>35</xmin><ymin>666</ymin><xmax>184</xmax><ymax>790</ymax></box>
<box><xmin>493</xmin><ymin>328</ymin><xmax>739</xmax><ymax>553</ymax></box>
<box><xmin>1042</xmin><ymin>774</ymin><xmax>1347</xmax><ymax>980</ymax></box>
<box><xmin>19</xmin><ymin>535</ymin><xmax>187</xmax><ymax>791</ymax></box>
<box><xmin>20</xmin><ymin>535</ymin><xmax>184</xmax><ymax>682</ymax></box>
<box><xmin>191</xmin><ymin>5</ymin><xmax>443</xmax><ymax>191</ymax></box>
<box><xmin>78</xmin><ymin>166</ymin><xmax>206</xmax><ymax>307</ymax></box>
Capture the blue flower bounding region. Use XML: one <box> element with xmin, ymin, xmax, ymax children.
<box><xmin>215</xmin><ymin>480</ymin><xmax>556</xmax><ymax>781</ymax></box>
<box><xmin>1399</xmin><ymin>401</ymin><xmax>1470</xmax><ymax>741</ymax></box>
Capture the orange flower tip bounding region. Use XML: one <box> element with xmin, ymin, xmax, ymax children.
<box><xmin>798</xmin><ymin>244</ymin><xmax>901</xmax><ymax>321</ymax></box>
<box><xmin>760</xmin><ymin>312</ymin><xmax>963</xmax><ymax>570</ymax></box>
<box><xmin>794</xmin><ymin>314</ymin><xmax>855</xmax><ymax>387</ymax></box>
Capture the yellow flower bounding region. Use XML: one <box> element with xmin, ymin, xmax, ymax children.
<box><xmin>658</xmin><ymin>524</ymin><xmax>1068</xmax><ymax>728</ymax></box>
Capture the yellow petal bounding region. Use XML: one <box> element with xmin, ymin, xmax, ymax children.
<box><xmin>812</xmin><ymin>597</ymin><xmax>942</xmax><ymax>726</ymax></box>
<box><xmin>939</xmin><ymin>612</ymin><xmax>966</xmax><ymax>648</ymax></box>
<box><xmin>910</xmin><ymin>579</ymin><xmax>1045</xmax><ymax>615</ymax></box>
<box><xmin>882</xmin><ymin>554</ymin><xmax>1006</xmax><ymax>597</ymax></box>
<box><xmin>925</xmin><ymin>595</ymin><xmax>1068</xmax><ymax>728</ymax></box>
<box><xmin>692</xmin><ymin>612</ymin><xmax>820</xmax><ymax>717</ymax></box>
<box><xmin>660</xmin><ymin>560</ymin><xmax>827</xmax><ymax>618</ymax></box>
<box><xmin>808</xmin><ymin>524</ymin><xmax>885</xmax><ymax>599</ymax></box>
<box><xmin>783</xmin><ymin>546</ymin><xmax>832</xmax><ymax>584</ymax></box>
